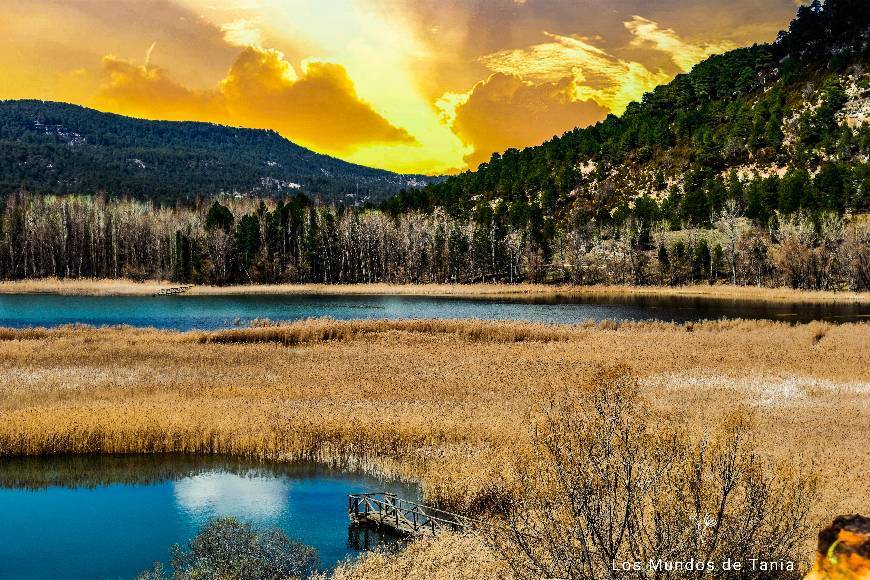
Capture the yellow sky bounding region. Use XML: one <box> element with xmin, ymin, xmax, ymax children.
<box><xmin>0</xmin><ymin>0</ymin><xmax>801</xmax><ymax>174</ymax></box>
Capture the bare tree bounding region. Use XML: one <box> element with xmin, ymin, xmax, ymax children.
<box><xmin>486</xmin><ymin>366</ymin><xmax>817</xmax><ymax>580</ymax></box>
<box><xmin>715</xmin><ymin>200</ymin><xmax>748</xmax><ymax>286</ymax></box>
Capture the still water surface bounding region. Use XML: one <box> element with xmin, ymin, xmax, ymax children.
<box><xmin>0</xmin><ymin>455</ymin><xmax>419</xmax><ymax>579</ymax></box>
<box><xmin>0</xmin><ymin>292</ymin><xmax>866</xmax><ymax>329</ymax></box>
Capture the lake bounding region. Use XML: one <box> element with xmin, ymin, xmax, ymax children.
<box><xmin>0</xmin><ymin>455</ymin><xmax>419</xmax><ymax>579</ymax></box>
<box><xmin>0</xmin><ymin>292</ymin><xmax>866</xmax><ymax>329</ymax></box>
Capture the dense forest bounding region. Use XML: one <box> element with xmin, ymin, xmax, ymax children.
<box><xmin>1</xmin><ymin>193</ymin><xmax>867</xmax><ymax>290</ymax></box>
<box><xmin>0</xmin><ymin>101</ymin><xmax>435</xmax><ymax>203</ymax></box>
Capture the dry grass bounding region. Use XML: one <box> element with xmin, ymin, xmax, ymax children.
<box><xmin>199</xmin><ymin>318</ymin><xmax>576</xmax><ymax>346</ymax></box>
<box><xmin>2</xmin><ymin>318</ymin><xmax>868</xmax><ymax>576</ymax></box>
<box><xmin>322</xmin><ymin>533</ymin><xmax>505</xmax><ymax>580</ymax></box>
<box><xmin>0</xmin><ymin>278</ymin><xmax>171</xmax><ymax>296</ymax></box>
<box><xmin>0</xmin><ymin>318</ymin><xmax>866</xmax><ymax>528</ymax></box>
<box><xmin>1</xmin><ymin>278</ymin><xmax>869</xmax><ymax>304</ymax></box>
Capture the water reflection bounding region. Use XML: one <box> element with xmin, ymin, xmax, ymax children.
<box><xmin>0</xmin><ymin>454</ymin><xmax>419</xmax><ymax>579</ymax></box>
<box><xmin>347</xmin><ymin>525</ymin><xmax>407</xmax><ymax>553</ymax></box>
<box><xmin>174</xmin><ymin>471</ymin><xmax>291</xmax><ymax>519</ymax></box>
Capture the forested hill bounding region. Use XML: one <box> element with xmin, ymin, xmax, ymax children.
<box><xmin>386</xmin><ymin>0</ymin><xmax>870</xmax><ymax>228</ymax></box>
<box><xmin>0</xmin><ymin>101</ymin><xmax>435</xmax><ymax>203</ymax></box>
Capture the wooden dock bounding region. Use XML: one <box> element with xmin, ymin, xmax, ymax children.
<box><xmin>154</xmin><ymin>285</ymin><xmax>194</xmax><ymax>296</ymax></box>
<box><xmin>348</xmin><ymin>492</ymin><xmax>472</xmax><ymax>538</ymax></box>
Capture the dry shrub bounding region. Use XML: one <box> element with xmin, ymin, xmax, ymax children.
<box><xmin>139</xmin><ymin>516</ymin><xmax>318</xmax><ymax>580</ymax></box>
<box><xmin>486</xmin><ymin>366</ymin><xmax>819</xmax><ymax>580</ymax></box>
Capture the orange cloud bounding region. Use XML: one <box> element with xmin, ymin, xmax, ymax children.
<box><xmin>481</xmin><ymin>32</ymin><xmax>661</xmax><ymax>115</ymax></box>
<box><xmin>93</xmin><ymin>46</ymin><xmax>415</xmax><ymax>154</ymax></box>
<box><xmin>437</xmin><ymin>15</ymin><xmax>731</xmax><ymax>169</ymax></box>
<box><xmin>444</xmin><ymin>73</ymin><xmax>608</xmax><ymax>169</ymax></box>
<box><xmin>96</xmin><ymin>56</ymin><xmax>222</xmax><ymax>120</ymax></box>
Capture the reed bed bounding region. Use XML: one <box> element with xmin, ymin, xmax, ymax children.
<box><xmin>322</xmin><ymin>533</ymin><xmax>503</xmax><ymax>580</ymax></box>
<box><xmin>203</xmin><ymin>316</ymin><xmax>842</xmax><ymax>346</ymax></box>
<box><xmin>1</xmin><ymin>318</ymin><xmax>867</xmax><ymax>577</ymax></box>
<box><xmin>0</xmin><ymin>318</ymin><xmax>866</xmax><ymax>521</ymax></box>
<box><xmin>199</xmin><ymin>318</ymin><xmax>578</xmax><ymax>346</ymax></box>
<box><xmin>2</xmin><ymin>278</ymin><xmax>869</xmax><ymax>304</ymax></box>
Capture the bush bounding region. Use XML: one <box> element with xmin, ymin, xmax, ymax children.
<box><xmin>486</xmin><ymin>366</ymin><xmax>818</xmax><ymax>580</ymax></box>
<box><xmin>139</xmin><ymin>517</ymin><xmax>318</xmax><ymax>580</ymax></box>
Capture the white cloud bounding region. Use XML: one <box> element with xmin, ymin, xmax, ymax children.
<box><xmin>477</xmin><ymin>17</ymin><xmax>733</xmax><ymax>115</ymax></box>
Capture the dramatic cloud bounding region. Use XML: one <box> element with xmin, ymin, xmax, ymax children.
<box><xmin>436</xmin><ymin>14</ymin><xmax>737</xmax><ymax>168</ymax></box>
<box><xmin>479</xmin><ymin>16</ymin><xmax>730</xmax><ymax>116</ymax></box>
<box><xmin>96</xmin><ymin>56</ymin><xmax>222</xmax><ymax>121</ymax></box>
<box><xmin>480</xmin><ymin>32</ymin><xmax>667</xmax><ymax>115</ymax></box>
<box><xmin>443</xmin><ymin>73</ymin><xmax>608</xmax><ymax>169</ymax></box>
<box><xmin>93</xmin><ymin>47</ymin><xmax>415</xmax><ymax>153</ymax></box>
<box><xmin>624</xmin><ymin>16</ymin><xmax>733</xmax><ymax>72</ymax></box>
<box><xmin>0</xmin><ymin>0</ymin><xmax>801</xmax><ymax>173</ymax></box>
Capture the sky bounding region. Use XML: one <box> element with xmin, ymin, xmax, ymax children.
<box><xmin>0</xmin><ymin>0</ymin><xmax>804</xmax><ymax>174</ymax></box>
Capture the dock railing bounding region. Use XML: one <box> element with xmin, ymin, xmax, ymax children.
<box><xmin>348</xmin><ymin>492</ymin><xmax>473</xmax><ymax>537</ymax></box>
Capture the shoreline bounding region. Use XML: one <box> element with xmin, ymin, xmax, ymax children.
<box><xmin>0</xmin><ymin>278</ymin><xmax>868</xmax><ymax>305</ymax></box>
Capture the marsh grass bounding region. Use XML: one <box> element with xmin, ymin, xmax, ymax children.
<box><xmin>199</xmin><ymin>318</ymin><xmax>577</xmax><ymax>346</ymax></box>
<box><xmin>1</xmin><ymin>278</ymin><xmax>869</xmax><ymax>304</ymax></box>
<box><xmin>0</xmin><ymin>318</ymin><xmax>866</xmax><ymax>533</ymax></box>
<box><xmin>322</xmin><ymin>533</ymin><xmax>504</xmax><ymax>580</ymax></box>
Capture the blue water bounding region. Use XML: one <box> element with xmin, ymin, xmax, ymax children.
<box><xmin>0</xmin><ymin>293</ymin><xmax>865</xmax><ymax>329</ymax></box>
<box><xmin>0</xmin><ymin>456</ymin><xmax>419</xmax><ymax>579</ymax></box>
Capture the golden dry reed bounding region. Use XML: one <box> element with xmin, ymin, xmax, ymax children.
<box><xmin>0</xmin><ymin>318</ymin><xmax>868</xmax><ymax>578</ymax></box>
<box><xmin>1</xmin><ymin>278</ymin><xmax>869</xmax><ymax>304</ymax></box>
<box><xmin>317</xmin><ymin>533</ymin><xmax>504</xmax><ymax>580</ymax></box>
<box><xmin>0</xmin><ymin>318</ymin><xmax>866</xmax><ymax>507</ymax></box>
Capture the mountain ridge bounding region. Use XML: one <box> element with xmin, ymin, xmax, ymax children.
<box><xmin>387</xmin><ymin>0</ymin><xmax>870</xmax><ymax>226</ymax></box>
<box><xmin>0</xmin><ymin>99</ymin><xmax>436</xmax><ymax>203</ymax></box>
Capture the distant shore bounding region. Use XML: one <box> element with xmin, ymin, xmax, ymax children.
<box><xmin>0</xmin><ymin>278</ymin><xmax>868</xmax><ymax>305</ymax></box>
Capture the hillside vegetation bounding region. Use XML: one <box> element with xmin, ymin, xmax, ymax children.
<box><xmin>387</xmin><ymin>0</ymin><xmax>870</xmax><ymax>230</ymax></box>
<box><xmin>2</xmin><ymin>1</ymin><xmax>869</xmax><ymax>291</ymax></box>
<box><xmin>0</xmin><ymin>101</ymin><xmax>434</xmax><ymax>203</ymax></box>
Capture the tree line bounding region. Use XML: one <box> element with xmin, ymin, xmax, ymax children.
<box><xmin>2</xmin><ymin>191</ymin><xmax>867</xmax><ymax>290</ymax></box>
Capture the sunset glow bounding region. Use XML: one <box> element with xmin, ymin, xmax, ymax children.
<box><xmin>0</xmin><ymin>0</ymin><xmax>802</xmax><ymax>173</ymax></box>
